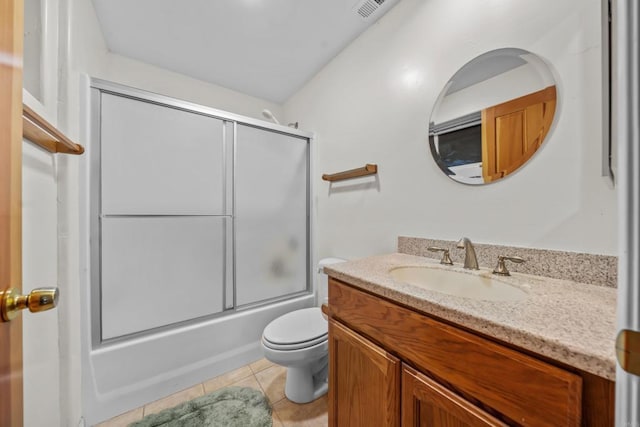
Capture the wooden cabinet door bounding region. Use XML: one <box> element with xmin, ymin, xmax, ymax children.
<box><xmin>402</xmin><ymin>365</ymin><xmax>508</xmax><ymax>427</ymax></box>
<box><xmin>482</xmin><ymin>85</ymin><xmax>556</xmax><ymax>182</ymax></box>
<box><xmin>329</xmin><ymin>319</ymin><xmax>401</xmax><ymax>427</ymax></box>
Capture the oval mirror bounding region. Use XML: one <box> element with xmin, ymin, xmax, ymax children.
<box><xmin>428</xmin><ymin>48</ymin><xmax>557</xmax><ymax>185</ymax></box>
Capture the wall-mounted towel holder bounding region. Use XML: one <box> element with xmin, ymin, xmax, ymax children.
<box><xmin>322</xmin><ymin>164</ymin><xmax>377</xmax><ymax>182</ymax></box>
<box><xmin>22</xmin><ymin>104</ymin><xmax>85</xmax><ymax>155</ymax></box>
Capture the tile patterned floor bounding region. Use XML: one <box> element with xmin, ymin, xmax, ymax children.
<box><xmin>95</xmin><ymin>358</ymin><xmax>328</xmax><ymax>427</ymax></box>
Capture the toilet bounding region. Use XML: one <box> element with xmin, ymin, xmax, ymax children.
<box><xmin>261</xmin><ymin>257</ymin><xmax>346</xmax><ymax>404</ymax></box>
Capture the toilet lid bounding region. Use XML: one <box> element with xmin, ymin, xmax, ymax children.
<box><xmin>263</xmin><ymin>307</ymin><xmax>327</xmax><ymax>346</ymax></box>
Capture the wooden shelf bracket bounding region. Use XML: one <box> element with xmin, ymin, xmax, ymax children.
<box><xmin>322</xmin><ymin>164</ymin><xmax>377</xmax><ymax>182</ymax></box>
<box><xmin>22</xmin><ymin>104</ymin><xmax>84</xmax><ymax>155</ymax></box>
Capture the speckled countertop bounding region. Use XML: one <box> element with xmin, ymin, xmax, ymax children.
<box><xmin>324</xmin><ymin>253</ymin><xmax>617</xmax><ymax>381</ymax></box>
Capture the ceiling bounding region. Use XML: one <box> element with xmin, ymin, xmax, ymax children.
<box><xmin>92</xmin><ymin>0</ymin><xmax>401</xmax><ymax>103</ymax></box>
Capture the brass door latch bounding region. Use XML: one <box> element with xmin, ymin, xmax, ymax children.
<box><xmin>0</xmin><ymin>287</ymin><xmax>59</xmax><ymax>322</ymax></box>
<box><xmin>617</xmin><ymin>329</ymin><xmax>640</xmax><ymax>376</ymax></box>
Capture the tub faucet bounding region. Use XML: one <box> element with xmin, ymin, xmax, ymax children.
<box><xmin>456</xmin><ymin>237</ymin><xmax>479</xmax><ymax>270</ymax></box>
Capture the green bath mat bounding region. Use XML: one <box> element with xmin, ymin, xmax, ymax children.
<box><xmin>129</xmin><ymin>386</ymin><xmax>272</xmax><ymax>427</ymax></box>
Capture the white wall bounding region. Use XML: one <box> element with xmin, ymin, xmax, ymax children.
<box><xmin>22</xmin><ymin>0</ymin><xmax>62</xmax><ymax>425</ymax></box>
<box><xmin>283</xmin><ymin>0</ymin><xmax>616</xmax><ymax>259</ymax></box>
<box><xmin>101</xmin><ymin>54</ymin><xmax>285</xmax><ymax>120</ymax></box>
<box><xmin>22</xmin><ymin>143</ymin><xmax>60</xmax><ymax>427</ymax></box>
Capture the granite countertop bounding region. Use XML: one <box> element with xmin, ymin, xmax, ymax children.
<box><xmin>324</xmin><ymin>253</ymin><xmax>617</xmax><ymax>381</ymax></box>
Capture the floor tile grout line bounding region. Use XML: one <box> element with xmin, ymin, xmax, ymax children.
<box><xmin>272</xmin><ymin>395</ymin><xmax>287</xmax><ymax>406</ymax></box>
<box><xmin>250</xmin><ymin>365</ymin><xmax>262</xmax><ymax>375</ymax></box>
<box><xmin>252</xmin><ymin>372</ymin><xmax>268</xmax><ymax>396</ymax></box>
<box><xmin>249</xmin><ymin>370</ymin><xmax>284</xmax><ymax>422</ymax></box>
<box><xmin>272</xmin><ymin>404</ymin><xmax>285</xmax><ymax>426</ymax></box>
<box><xmin>235</xmin><ymin>369</ymin><xmax>255</xmax><ymax>384</ymax></box>
<box><xmin>249</xmin><ymin>360</ymin><xmax>275</xmax><ymax>375</ymax></box>
<box><xmin>272</xmin><ymin>409</ymin><xmax>284</xmax><ymax>427</ymax></box>
<box><xmin>204</xmin><ymin>366</ymin><xmax>254</xmax><ymax>394</ymax></box>
<box><xmin>142</xmin><ymin>384</ymin><xmax>204</xmax><ymax>419</ymax></box>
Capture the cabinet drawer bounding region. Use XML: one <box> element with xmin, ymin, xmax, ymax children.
<box><xmin>329</xmin><ymin>278</ymin><xmax>582</xmax><ymax>426</ymax></box>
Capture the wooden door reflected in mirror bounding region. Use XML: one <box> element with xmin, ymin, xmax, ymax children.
<box><xmin>482</xmin><ymin>85</ymin><xmax>556</xmax><ymax>182</ymax></box>
<box><xmin>429</xmin><ymin>48</ymin><xmax>557</xmax><ymax>185</ymax></box>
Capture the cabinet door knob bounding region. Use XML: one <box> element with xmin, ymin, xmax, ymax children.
<box><xmin>0</xmin><ymin>287</ymin><xmax>60</xmax><ymax>322</ymax></box>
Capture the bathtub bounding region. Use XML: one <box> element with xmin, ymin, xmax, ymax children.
<box><xmin>81</xmin><ymin>293</ymin><xmax>313</xmax><ymax>425</ymax></box>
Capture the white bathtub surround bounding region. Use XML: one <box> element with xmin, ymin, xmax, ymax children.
<box><xmin>82</xmin><ymin>298</ymin><xmax>311</xmax><ymax>425</ymax></box>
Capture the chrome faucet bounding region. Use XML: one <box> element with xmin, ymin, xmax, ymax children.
<box><xmin>456</xmin><ymin>237</ymin><xmax>479</xmax><ymax>270</ymax></box>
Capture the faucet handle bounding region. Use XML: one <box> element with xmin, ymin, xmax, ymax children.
<box><xmin>427</xmin><ymin>247</ymin><xmax>453</xmax><ymax>265</ymax></box>
<box><xmin>492</xmin><ymin>255</ymin><xmax>525</xmax><ymax>276</ymax></box>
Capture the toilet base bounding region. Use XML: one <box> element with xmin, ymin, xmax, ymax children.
<box><xmin>283</xmin><ymin>355</ymin><xmax>328</xmax><ymax>404</ymax></box>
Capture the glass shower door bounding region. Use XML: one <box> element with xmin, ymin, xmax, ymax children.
<box><xmin>99</xmin><ymin>93</ymin><xmax>232</xmax><ymax>340</ymax></box>
<box><xmin>235</xmin><ymin>124</ymin><xmax>309</xmax><ymax>306</ymax></box>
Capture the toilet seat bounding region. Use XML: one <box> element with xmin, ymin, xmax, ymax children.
<box><xmin>262</xmin><ymin>307</ymin><xmax>327</xmax><ymax>351</ymax></box>
<box><xmin>263</xmin><ymin>333</ymin><xmax>327</xmax><ymax>351</ymax></box>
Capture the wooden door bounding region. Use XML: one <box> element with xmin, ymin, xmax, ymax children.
<box><xmin>482</xmin><ymin>85</ymin><xmax>556</xmax><ymax>182</ymax></box>
<box><xmin>0</xmin><ymin>0</ymin><xmax>24</xmax><ymax>425</ymax></box>
<box><xmin>402</xmin><ymin>365</ymin><xmax>508</xmax><ymax>427</ymax></box>
<box><xmin>328</xmin><ymin>319</ymin><xmax>401</xmax><ymax>427</ymax></box>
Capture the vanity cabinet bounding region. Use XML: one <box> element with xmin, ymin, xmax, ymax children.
<box><xmin>327</xmin><ymin>277</ymin><xmax>614</xmax><ymax>426</ymax></box>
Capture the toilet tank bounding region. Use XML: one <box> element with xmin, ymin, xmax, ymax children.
<box><xmin>317</xmin><ymin>257</ymin><xmax>346</xmax><ymax>307</ymax></box>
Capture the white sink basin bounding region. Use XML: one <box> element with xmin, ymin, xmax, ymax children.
<box><xmin>389</xmin><ymin>266</ymin><xmax>527</xmax><ymax>302</ymax></box>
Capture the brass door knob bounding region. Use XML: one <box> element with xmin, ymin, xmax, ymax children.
<box><xmin>0</xmin><ymin>287</ymin><xmax>59</xmax><ymax>322</ymax></box>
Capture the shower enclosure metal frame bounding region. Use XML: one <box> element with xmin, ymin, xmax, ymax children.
<box><xmin>87</xmin><ymin>78</ymin><xmax>314</xmax><ymax>347</ymax></box>
<box><xmin>78</xmin><ymin>75</ymin><xmax>317</xmax><ymax>425</ymax></box>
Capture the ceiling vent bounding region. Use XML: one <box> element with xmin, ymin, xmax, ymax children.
<box><xmin>354</xmin><ymin>0</ymin><xmax>387</xmax><ymax>20</ymax></box>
